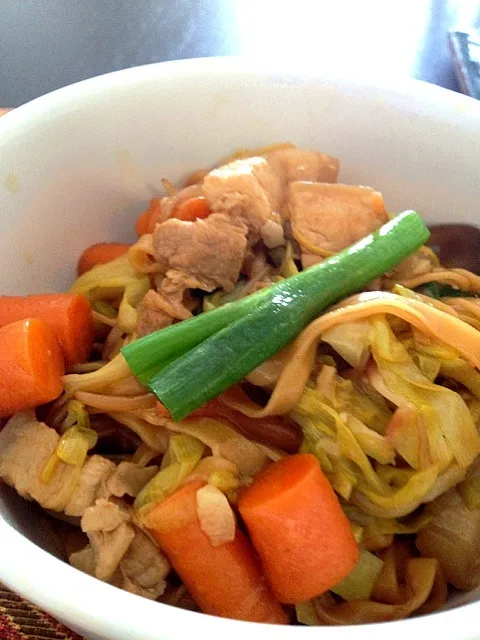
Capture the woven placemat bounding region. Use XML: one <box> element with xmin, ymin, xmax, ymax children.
<box><xmin>0</xmin><ymin>585</ymin><xmax>82</xmax><ymax>640</ymax></box>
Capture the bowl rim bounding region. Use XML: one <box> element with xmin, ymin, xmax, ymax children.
<box><xmin>1</xmin><ymin>56</ymin><xmax>480</xmax><ymax>640</ymax></box>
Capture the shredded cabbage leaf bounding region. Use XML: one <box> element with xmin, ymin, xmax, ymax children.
<box><xmin>163</xmin><ymin>417</ymin><xmax>269</xmax><ymax>477</ymax></box>
<box><xmin>134</xmin><ymin>434</ymin><xmax>204</xmax><ymax>513</ymax></box>
<box><xmin>70</xmin><ymin>254</ymin><xmax>149</xmax><ymax>333</ymax></box>
<box><xmin>41</xmin><ymin>400</ymin><xmax>97</xmax><ymax>483</ymax></box>
<box><xmin>369</xmin><ymin>316</ymin><xmax>480</xmax><ymax>470</ymax></box>
<box><xmin>322</xmin><ymin>320</ymin><xmax>371</xmax><ymax>369</ymax></box>
<box><xmin>196</xmin><ymin>484</ymin><xmax>236</xmax><ymax>546</ymax></box>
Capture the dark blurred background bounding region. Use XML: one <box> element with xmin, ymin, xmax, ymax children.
<box><xmin>0</xmin><ymin>0</ymin><xmax>479</xmax><ymax>106</ymax></box>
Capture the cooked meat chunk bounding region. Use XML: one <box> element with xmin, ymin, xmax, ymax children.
<box><xmin>112</xmin><ymin>529</ymin><xmax>169</xmax><ymax>600</ymax></box>
<box><xmin>386</xmin><ymin>247</ymin><xmax>436</xmax><ymax>282</ymax></box>
<box><xmin>105</xmin><ymin>461</ymin><xmax>158</xmax><ymax>498</ymax></box>
<box><xmin>0</xmin><ymin>411</ymin><xmax>78</xmax><ymax>511</ymax></box>
<box><xmin>0</xmin><ymin>412</ymin><xmax>156</xmax><ymax>515</ymax></box>
<box><xmin>0</xmin><ymin>413</ymin><xmax>167</xmax><ymax>595</ymax></box>
<box><xmin>153</xmin><ymin>213</ymin><xmax>247</xmax><ymax>292</ymax></box>
<box><xmin>202</xmin><ymin>149</ymin><xmax>339</xmax><ymax>234</ymax></box>
<box><xmin>69</xmin><ymin>545</ymin><xmax>96</xmax><ymax>576</ymax></box>
<box><xmin>86</xmin><ymin>523</ymin><xmax>135</xmax><ymax>581</ymax></box>
<box><xmin>136</xmin><ymin>287</ymin><xmax>191</xmax><ymax>337</ymax></box>
<box><xmin>65</xmin><ymin>455</ymin><xmax>115</xmax><ymax>517</ymax></box>
<box><xmin>72</xmin><ymin>525</ymin><xmax>169</xmax><ymax>600</ymax></box>
<box><xmin>202</xmin><ymin>157</ymin><xmax>281</xmax><ymax>234</ymax></box>
<box><xmin>80</xmin><ymin>499</ymin><xmax>134</xmax><ymax>581</ymax></box>
<box><xmin>136</xmin><ymin>292</ymin><xmax>172</xmax><ymax>336</ymax></box>
<box><xmin>73</xmin><ymin>498</ymin><xmax>169</xmax><ymax>592</ymax></box>
<box><xmin>263</xmin><ymin>147</ymin><xmax>339</xmax><ymax>191</ymax></box>
<box><xmin>81</xmin><ymin>498</ymin><xmax>130</xmax><ymax>533</ymax></box>
<box><xmin>289</xmin><ymin>182</ymin><xmax>388</xmax><ymax>268</ymax></box>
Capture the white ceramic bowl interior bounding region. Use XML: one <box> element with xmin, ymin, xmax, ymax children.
<box><xmin>1</xmin><ymin>58</ymin><xmax>480</xmax><ymax>640</ymax></box>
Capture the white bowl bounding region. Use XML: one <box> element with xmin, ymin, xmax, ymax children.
<box><xmin>1</xmin><ymin>58</ymin><xmax>480</xmax><ymax>640</ymax></box>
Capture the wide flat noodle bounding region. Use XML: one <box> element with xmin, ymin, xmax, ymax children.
<box><xmin>224</xmin><ymin>292</ymin><xmax>480</xmax><ymax>418</ymax></box>
<box><xmin>396</xmin><ymin>267</ymin><xmax>480</xmax><ymax>294</ymax></box>
<box><xmin>443</xmin><ymin>297</ymin><xmax>480</xmax><ymax>331</ymax></box>
<box><xmin>74</xmin><ymin>390</ymin><xmax>156</xmax><ymax>412</ymax></box>
<box><xmin>311</xmin><ymin>543</ymin><xmax>446</xmax><ymax>625</ymax></box>
<box><xmin>107</xmin><ymin>411</ymin><xmax>169</xmax><ymax>453</ymax></box>
<box><xmin>64</xmin><ymin>353</ymin><xmax>131</xmax><ymax>394</ymax></box>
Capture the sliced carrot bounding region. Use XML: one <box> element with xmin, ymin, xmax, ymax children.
<box><xmin>0</xmin><ymin>294</ymin><xmax>94</xmax><ymax>366</ymax></box>
<box><xmin>146</xmin><ymin>480</ymin><xmax>287</xmax><ymax>623</ymax></box>
<box><xmin>135</xmin><ymin>198</ymin><xmax>164</xmax><ymax>236</ymax></box>
<box><xmin>173</xmin><ymin>196</ymin><xmax>211</xmax><ymax>222</ymax></box>
<box><xmin>136</xmin><ymin>196</ymin><xmax>210</xmax><ymax>235</ymax></box>
<box><xmin>238</xmin><ymin>453</ymin><xmax>359</xmax><ymax>603</ymax></box>
<box><xmin>135</xmin><ymin>209</ymin><xmax>152</xmax><ymax>236</ymax></box>
<box><xmin>77</xmin><ymin>242</ymin><xmax>131</xmax><ymax>275</ymax></box>
<box><xmin>0</xmin><ymin>318</ymin><xmax>64</xmax><ymax>417</ymax></box>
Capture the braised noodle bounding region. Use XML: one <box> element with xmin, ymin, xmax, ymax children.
<box><xmin>3</xmin><ymin>143</ymin><xmax>480</xmax><ymax>624</ymax></box>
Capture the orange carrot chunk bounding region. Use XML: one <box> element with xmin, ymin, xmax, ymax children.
<box><xmin>77</xmin><ymin>242</ymin><xmax>131</xmax><ymax>275</ymax></box>
<box><xmin>135</xmin><ymin>198</ymin><xmax>164</xmax><ymax>236</ymax></box>
<box><xmin>174</xmin><ymin>196</ymin><xmax>211</xmax><ymax>222</ymax></box>
<box><xmin>135</xmin><ymin>208</ymin><xmax>153</xmax><ymax>237</ymax></box>
<box><xmin>0</xmin><ymin>318</ymin><xmax>64</xmax><ymax>417</ymax></box>
<box><xmin>0</xmin><ymin>293</ymin><xmax>94</xmax><ymax>366</ymax></box>
<box><xmin>238</xmin><ymin>453</ymin><xmax>359</xmax><ymax>603</ymax></box>
<box><xmin>146</xmin><ymin>480</ymin><xmax>287</xmax><ymax>624</ymax></box>
<box><xmin>136</xmin><ymin>196</ymin><xmax>210</xmax><ymax>236</ymax></box>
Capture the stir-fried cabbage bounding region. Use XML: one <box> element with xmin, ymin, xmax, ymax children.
<box><xmin>41</xmin><ymin>400</ymin><xmax>97</xmax><ymax>482</ymax></box>
<box><xmin>322</xmin><ymin>320</ymin><xmax>371</xmax><ymax>369</ymax></box>
<box><xmin>164</xmin><ymin>417</ymin><xmax>268</xmax><ymax>477</ymax></box>
<box><xmin>196</xmin><ymin>484</ymin><xmax>236</xmax><ymax>547</ymax></box>
<box><xmin>135</xmin><ymin>434</ymin><xmax>204</xmax><ymax>513</ymax></box>
<box><xmin>288</xmin><ymin>303</ymin><xmax>480</xmax><ymax>521</ymax></box>
<box><xmin>71</xmin><ymin>254</ymin><xmax>150</xmax><ymax>333</ymax></box>
<box><xmin>458</xmin><ymin>458</ymin><xmax>480</xmax><ymax>509</ymax></box>
<box><xmin>369</xmin><ymin>316</ymin><xmax>480</xmax><ymax>470</ymax></box>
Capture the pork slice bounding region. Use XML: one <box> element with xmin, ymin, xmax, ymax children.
<box><xmin>202</xmin><ymin>157</ymin><xmax>282</xmax><ymax>234</ymax></box>
<box><xmin>72</xmin><ymin>527</ymin><xmax>170</xmax><ymax>600</ymax></box>
<box><xmin>88</xmin><ymin>524</ymin><xmax>135</xmax><ymax>581</ymax></box>
<box><xmin>136</xmin><ymin>287</ymin><xmax>191</xmax><ymax>337</ymax></box>
<box><xmin>289</xmin><ymin>182</ymin><xmax>388</xmax><ymax>268</ymax></box>
<box><xmin>81</xmin><ymin>498</ymin><xmax>130</xmax><ymax>532</ymax></box>
<box><xmin>81</xmin><ymin>499</ymin><xmax>135</xmax><ymax>580</ymax></box>
<box><xmin>105</xmin><ymin>462</ymin><xmax>158</xmax><ymax>498</ymax></box>
<box><xmin>69</xmin><ymin>545</ymin><xmax>96</xmax><ymax>576</ymax></box>
<box><xmin>113</xmin><ymin>530</ymin><xmax>169</xmax><ymax>600</ymax></box>
<box><xmin>0</xmin><ymin>412</ymin><xmax>79</xmax><ymax>512</ymax></box>
<box><xmin>386</xmin><ymin>248</ymin><xmax>436</xmax><ymax>282</ymax></box>
<box><xmin>153</xmin><ymin>213</ymin><xmax>247</xmax><ymax>292</ymax></box>
<box><xmin>264</xmin><ymin>147</ymin><xmax>339</xmax><ymax>188</ymax></box>
<box><xmin>65</xmin><ymin>455</ymin><xmax>116</xmax><ymax>517</ymax></box>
